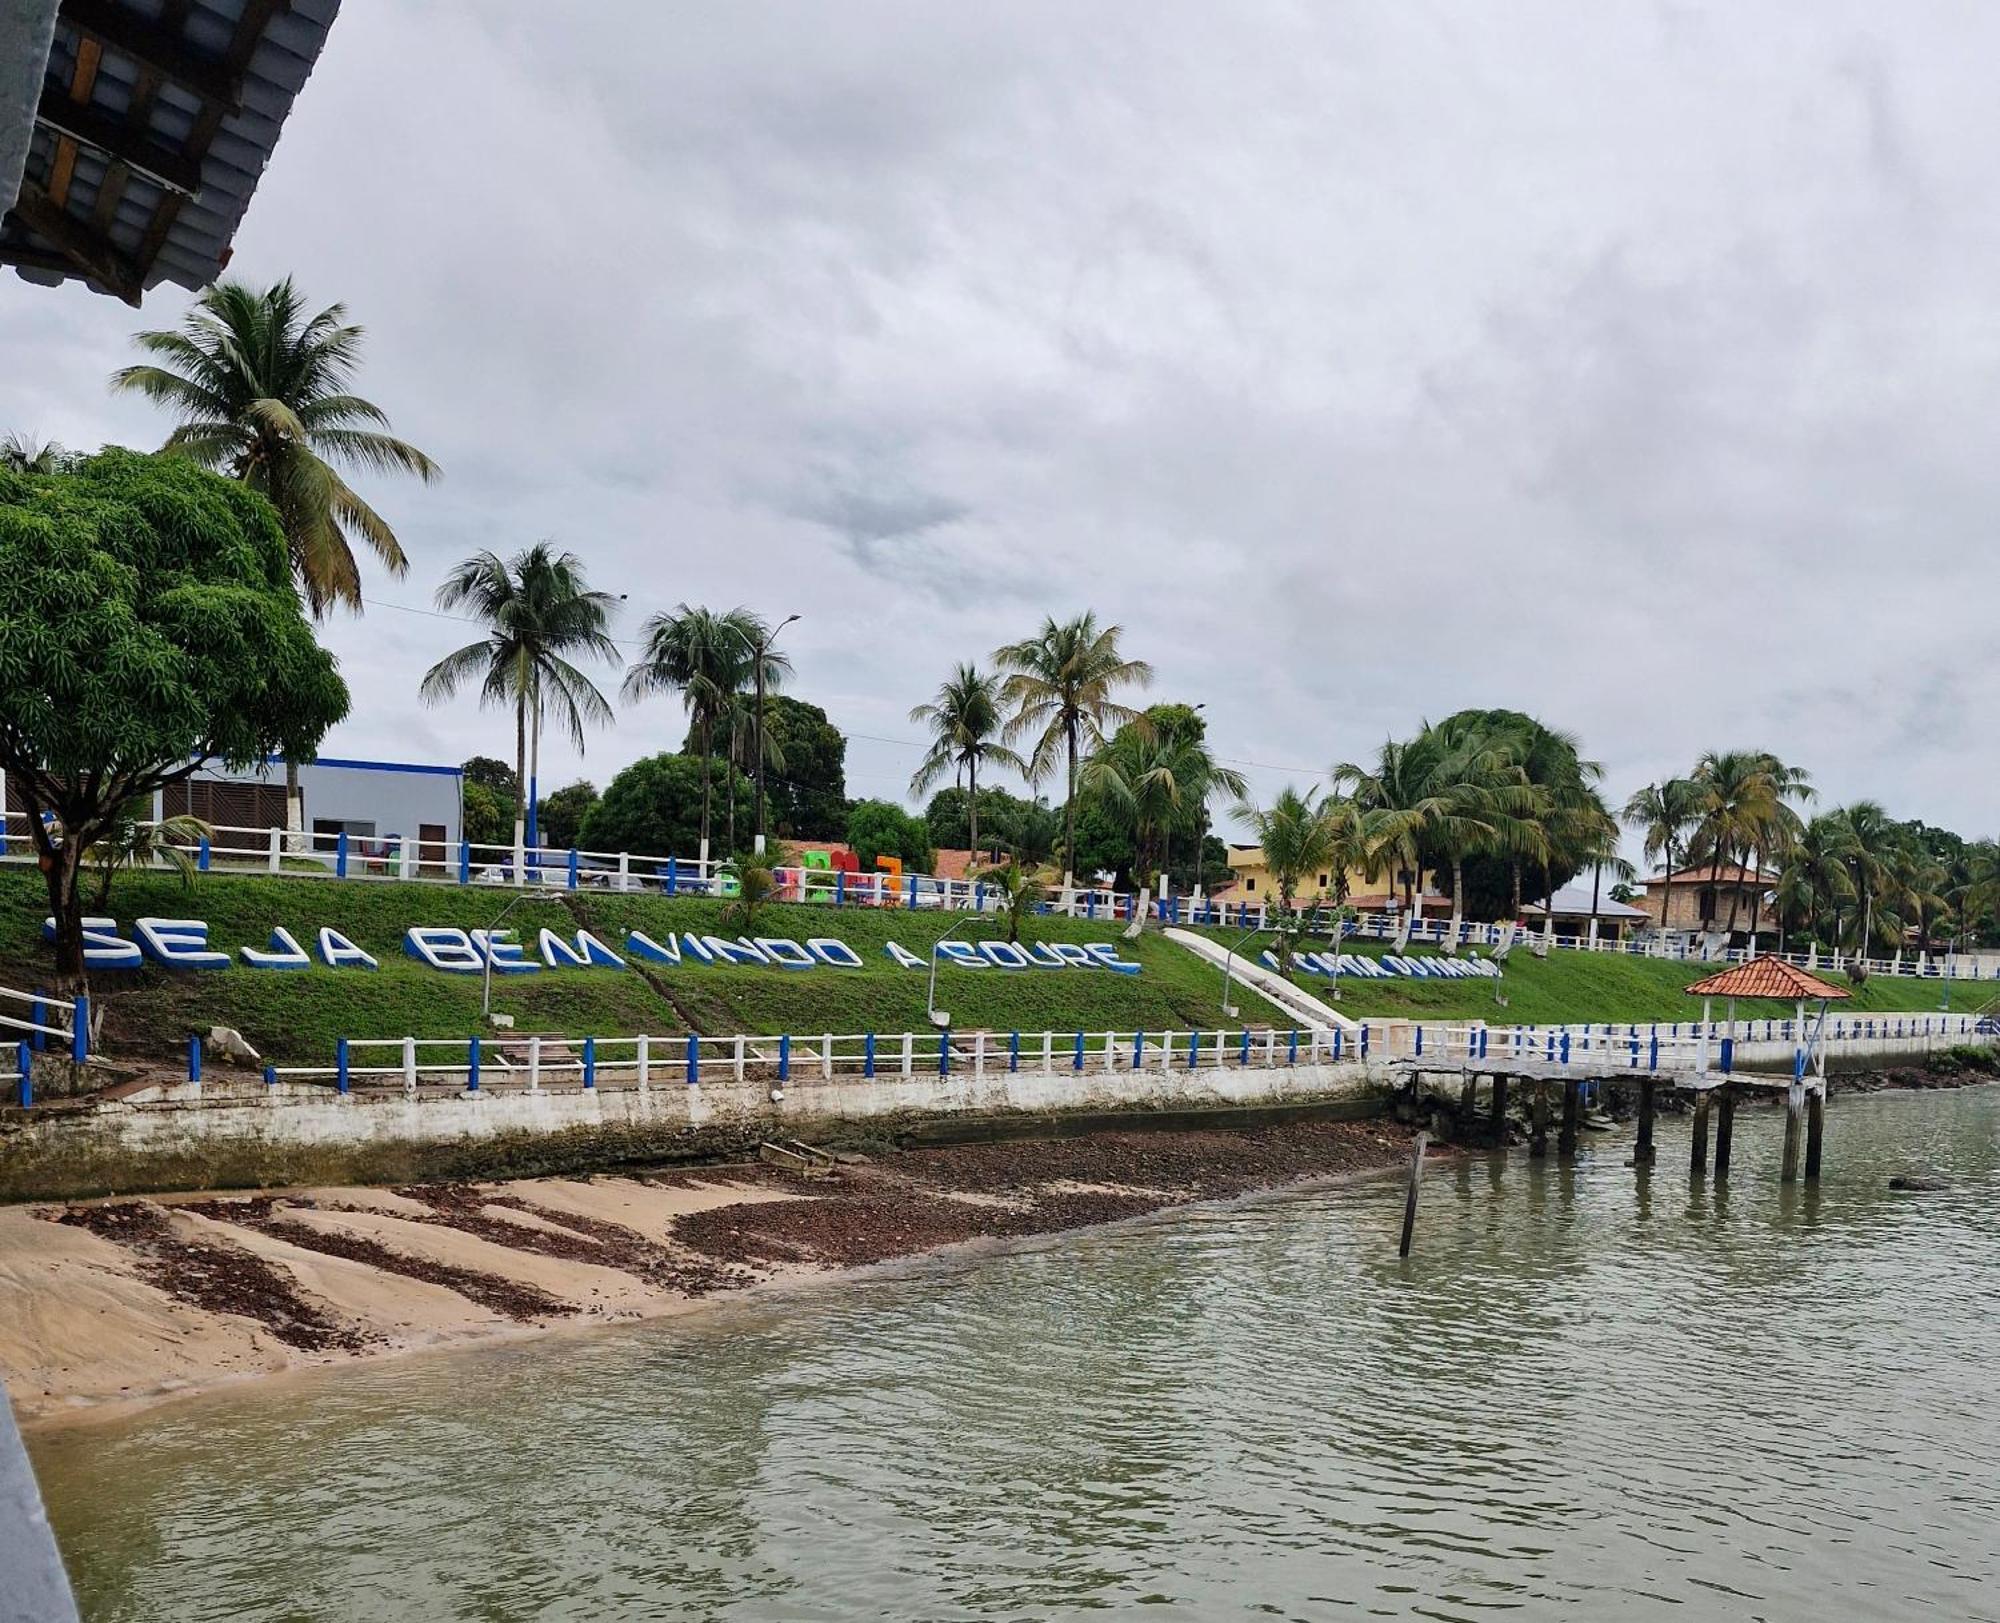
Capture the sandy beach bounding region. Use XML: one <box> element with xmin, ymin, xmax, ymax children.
<box><xmin>1</xmin><ymin>1118</ymin><xmax>1418</xmax><ymax>1429</ymax></box>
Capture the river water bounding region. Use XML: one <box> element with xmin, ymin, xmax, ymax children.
<box><xmin>29</xmin><ymin>1086</ymin><xmax>2000</xmax><ymax>1622</ymax></box>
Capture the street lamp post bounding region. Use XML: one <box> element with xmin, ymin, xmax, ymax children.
<box><xmin>927</xmin><ymin>915</ymin><xmax>976</xmax><ymax>1029</ymax></box>
<box><xmin>480</xmin><ymin>890</ymin><xmax>539</xmax><ymax>1022</ymax></box>
<box><xmin>727</xmin><ymin>613</ymin><xmax>799</xmax><ymax>856</ymax></box>
<box><xmin>1219</xmin><ymin>921</ymin><xmax>1262</xmax><ymax>1020</ymax></box>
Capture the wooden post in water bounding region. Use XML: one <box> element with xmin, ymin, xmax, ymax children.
<box><xmin>1530</xmin><ymin>1079</ymin><xmax>1550</xmax><ymax>1160</ymax></box>
<box><xmin>1399</xmin><ymin>1131</ymin><xmax>1428</xmax><ymax>1258</ymax></box>
<box><xmin>1490</xmin><ymin>1075</ymin><xmax>1509</xmax><ymax>1143</ymax></box>
<box><xmin>1558</xmin><ymin>1078</ymin><xmax>1580</xmax><ymax>1158</ymax></box>
<box><xmin>1805</xmin><ymin>1087</ymin><xmax>1825</xmax><ymax>1180</ymax></box>
<box><xmin>1781</xmin><ymin>1081</ymin><xmax>1805</xmax><ymax>1183</ymax></box>
<box><xmin>1636</xmin><ymin>1077</ymin><xmax>1656</xmax><ymax>1164</ymax></box>
<box><xmin>1690</xmin><ymin>1090</ymin><xmax>1712</xmax><ymax>1178</ymax></box>
<box><xmin>1714</xmin><ymin>1090</ymin><xmax>1735</xmax><ymax>1180</ymax></box>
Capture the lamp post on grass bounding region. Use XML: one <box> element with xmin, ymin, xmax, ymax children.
<box><xmin>480</xmin><ymin>890</ymin><xmax>538</xmax><ymax>1022</ymax></box>
<box><xmin>1219</xmin><ymin>922</ymin><xmax>1262</xmax><ymax>1020</ymax></box>
<box><xmin>928</xmin><ymin>915</ymin><xmax>977</xmax><ymax>1030</ymax></box>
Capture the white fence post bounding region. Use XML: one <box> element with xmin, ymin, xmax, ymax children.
<box><xmin>822</xmin><ymin>1033</ymin><xmax>833</xmax><ymax>1081</ymax></box>
<box><xmin>267</xmin><ymin>826</ymin><xmax>281</xmax><ymax>873</ymax></box>
<box><xmin>403</xmin><ymin>1036</ymin><xmax>416</xmax><ymax>1096</ymax></box>
<box><xmin>974</xmin><ymin>1031</ymin><xmax>986</xmax><ymax>1077</ymax></box>
<box><xmin>902</xmin><ymin>1032</ymin><xmax>914</xmax><ymax>1077</ymax></box>
<box><xmin>527</xmin><ymin>1034</ymin><xmax>541</xmax><ymax>1092</ymax></box>
<box><xmin>636</xmin><ymin>1033</ymin><xmax>650</xmax><ymax>1093</ymax></box>
<box><xmin>733</xmin><ymin>1035</ymin><xmax>746</xmax><ymax>1083</ymax></box>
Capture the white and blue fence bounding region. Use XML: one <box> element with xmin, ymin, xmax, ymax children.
<box><xmin>4</xmin><ymin>811</ymin><xmax>1995</xmax><ymax>987</ymax></box>
<box><xmin>1</xmin><ymin>982</ymin><xmax>91</xmax><ymax>1108</ymax></box>
<box><xmin>215</xmin><ymin>1011</ymin><xmax>1990</xmax><ymax>1101</ymax></box>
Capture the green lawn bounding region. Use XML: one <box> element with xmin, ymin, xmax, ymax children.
<box><xmin>1179</xmin><ymin>925</ymin><xmax>1998</xmax><ymax>1026</ymax></box>
<box><xmin>0</xmin><ymin>870</ymin><xmax>1288</xmax><ymax>1066</ymax></box>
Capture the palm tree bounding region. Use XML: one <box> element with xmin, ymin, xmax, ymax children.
<box><xmin>0</xmin><ymin>433</ymin><xmax>77</xmax><ymax>473</ymax></box>
<box><xmin>112</xmin><ymin>278</ymin><xmax>438</xmax><ymax>613</ymax></box>
<box><xmin>112</xmin><ymin>277</ymin><xmax>438</xmax><ymax>832</ymax></box>
<box><xmin>419</xmin><ymin>544</ymin><xmax>619</xmax><ymax>863</ymax></box>
<box><xmin>1082</xmin><ymin>711</ymin><xmax>1246</xmax><ymax>891</ymax></box>
<box><xmin>909</xmin><ymin>665</ymin><xmax>1026</xmax><ymax>862</ymax></box>
<box><xmin>85</xmin><ymin>813</ymin><xmax>212</xmax><ymax>911</ymax></box>
<box><xmin>978</xmin><ymin>859</ymin><xmax>1054</xmax><ymax>945</ymax></box>
<box><xmin>1776</xmin><ymin>814</ymin><xmax>1858</xmax><ymax>952</ymax></box>
<box><xmin>1621</xmin><ymin>778</ymin><xmax>1700</xmax><ymax>932</ymax></box>
<box><xmin>624</xmin><ymin>605</ymin><xmax>776</xmax><ymax>857</ymax></box>
<box><xmin>994</xmin><ymin>613</ymin><xmax>1153</xmax><ymax>884</ymax></box>
<box><xmin>1831</xmin><ymin>801</ymin><xmax>1899</xmax><ymax>975</ymax></box>
<box><xmin>1231</xmin><ymin>787</ymin><xmax>1347</xmax><ymax>974</ymax></box>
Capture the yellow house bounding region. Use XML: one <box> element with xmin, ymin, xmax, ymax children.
<box><xmin>1223</xmin><ymin>845</ymin><xmax>1447</xmax><ymax>913</ymax></box>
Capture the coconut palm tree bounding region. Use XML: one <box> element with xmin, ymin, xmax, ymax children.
<box><xmin>1621</xmin><ymin>777</ymin><xmax>1701</xmax><ymax>930</ymax></box>
<box><xmin>1081</xmin><ymin>708</ymin><xmax>1246</xmax><ymax>890</ymax></box>
<box><xmin>0</xmin><ymin>433</ymin><xmax>77</xmax><ymax>473</ymax></box>
<box><xmin>624</xmin><ymin>605</ymin><xmax>776</xmax><ymax>857</ymax></box>
<box><xmin>112</xmin><ymin>277</ymin><xmax>438</xmax><ymax>832</ymax></box>
<box><xmin>994</xmin><ymin>613</ymin><xmax>1153</xmax><ymax>884</ymax></box>
<box><xmin>1830</xmin><ymin>800</ymin><xmax>1900</xmax><ymax>975</ymax></box>
<box><xmin>909</xmin><ymin>665</ymin><xmax>1027</xmax><ymax>862</ymax></box>
<box><xmin>1776</xmin><ymin>814</ymin><xmax>1858</xmax><ymax>951</ymax></box>
<box><xmin>1231</xmin><ymin>786</ymin><xmax>1348</xmax><ymax>974</ymax></box>
<box><xmin>419</xmin><ymin>544</ymin><xmax>619</xmax><ymax>863</ymax></box>
<box><xmin>112</xmin><ymin>278</ymin><xmax>438</xmax><ymax>613</ymax></box>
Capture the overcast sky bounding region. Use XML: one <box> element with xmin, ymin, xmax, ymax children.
<box><xmin>5</xmin><ymin>1</ymin><xmax>1997</xmax><ymax>849</ymax></box>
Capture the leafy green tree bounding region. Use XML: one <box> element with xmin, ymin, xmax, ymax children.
<box><xmin>460</xmin><ymin>779</ymin><xmax>513</xmax><ymax>848</ymax></box>
<box><xmin>461</xmin><ymin>755</ymin><xmax>518</xmax><ymax>798</ymax></box>
<box><xmin>0</xmin><ymin>451</ymin><xmax>348</xmax><ymax>985</ymax></box>
<box><xmin>578</xmin><ymin>753</ymin><xmax>752</xmax><ymax>860</ymax></box>
<box><xmin>420</xmin><ymin>543</ymin><xmax>619</xmax><ymax>858</ymax></box>
<box><xmin>845</xmin><ymin>799</ymin><xmax>934</xmax><ymax>872</ymax></box>
<box><xmin>628</xmin><ymin>604</ymin><xmax>778</xmax><ymax>853</ymax></box>
<box><xmin>909</xmin><ymin>665</ymin><xmax>1025</xmax><ymax>860</ymax></box>
<box><xmin>754</xmin><ymin>695</ymin><xmax>846</xmax><ymax>838</ymax></box>
<box><xmin>994</xmin><ymin>612</ymin><xmax>1152</xmax><ymax>882</ymax></box>
<box><xmin>538</xmin><ymin>780</ymin><xmax>599</xmax><ymax>850</ymax></box>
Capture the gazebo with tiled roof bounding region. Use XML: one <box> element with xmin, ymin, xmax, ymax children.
<box><xmin>1683</xmin><ymin>955</ymin><xmax>1848</xmax><ymax>1183</ymax></box>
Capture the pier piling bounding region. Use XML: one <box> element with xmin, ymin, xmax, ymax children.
<box><xmin>1398</xmin><ymin>1131</ymin><xmax>1428</xmax><ymax>1258</ymax></box>
<box><xmin>1781</xmin><ymin>1083</ymin><xmax>1805</xmax><ymax>1183</ymax></box>
<box><xmin>1805</xmin><ymin>1089</ymin><xmax>1825</xmax><ymax>1180</ymax></box>
<box><xmin>1714</xmin><ymin>1091</ymin><xmax>1735</xmax><ymax>1180</ymax></box>
<box><xmin>1690</xmin><ymin>1091</ymin><xmax>1712</xmax><ymax>1178</ymax></box>
<box><xmin>1558</xmin><ymin>1079</ymin><xmax>1580</xmax><ymax>1159</ymax></box>
<box><xmin>1530</xmin><ymin>1080</ymin><xmax>1550</xmax><ymax>1160</ymax></box>
<box><xmin>1636</xmin><ymin>1077</ymin><xmax>1656</xmax><ymax>1164</ymax></box>
<box><xmin>1490</xmin><ymin>1075</ymin><xmax>1508</xmax><ymax>1143</ymax></box>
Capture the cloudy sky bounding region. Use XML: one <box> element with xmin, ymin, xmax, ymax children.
<box><xmin>5</xmin><ymin>1</ymin><xmax>1997</xmax><ymax>847</ymax></box>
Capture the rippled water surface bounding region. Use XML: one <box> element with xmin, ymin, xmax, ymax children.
<box><xmin>31</xmin><ymin>1086</ymin><xmax>2000</xmax><ymax>1622</ymax></box>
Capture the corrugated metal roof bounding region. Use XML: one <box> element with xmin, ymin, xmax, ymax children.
<box><xmin>2</xmin><ymin>0</ymin><xmax>341</xmax><ymax>302</ymax></box>
<box><xmin>1683</xmin><ymin>957</ymin><xmax>1853</xmax><ymax>1001</ymax></box>
<box><xmin>1519</xmin><ymin>884</ymin><xmax>1649</xmax><ymax>920</ymax></box>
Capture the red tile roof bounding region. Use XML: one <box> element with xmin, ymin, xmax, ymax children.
<box><xmin>1683</xmin><ymin>957</ymin><xmax>1852</xmax><ymax>1001</ymax></box>
<box><xmin>1648</xmin><ymin>865</ymin><xmax>1777</xmax><ymax>887</ymax></box>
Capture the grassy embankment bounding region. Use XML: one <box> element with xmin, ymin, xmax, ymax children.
<box><xmin>1180</xmin><ymin>925</ymin><xmax>1995</xmax><ymax>1026</ymax></box>
<box><xmin>0</xmin><ymin>870</ymin><xmax>1286</xmax><ymax>1066</ymax></box>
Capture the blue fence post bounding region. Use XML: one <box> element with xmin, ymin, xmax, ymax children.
<box><xmin>666</xmin><ymin>856</ymin><xmax>679</xmax><ymax>896</ymax></box>
<box><xmin>188</xmin><ymin>1034</ymin><xmax>202</xmax><ymax>1085</ymax></box>
<box><xmin>1720</xmin><ymin>1036</ymin><xmax>1734</xmax><ymax>1074</ymax></box>
<box><xmin>686</xmin><ymin>1032</ymin><xmax>700</xmax><ymax>1086</ymax></box>
<box><xmin>1415</xmin><ymin>1025</ymin><xmax>1424</xmax><ymax>1058</ymax></box>
<box><xmin>1479</xmin><ymin>1027</ymin><xmax>1490</xmax><ymax>1060</ymax></box>
<box><xmin>336</xmin><ymin>828</ymin><xmax>349</xmax><ymax>878</ymax></box>
<box><xmin>939</xmin><ymin>1030</ymin><xmax>951</xmax><ymax>1076</ymax></box>
<box><xmin>16</xmin><ymin>1041</ymin><xmax>30</xmax><ymax>1108</ymax></box>
<box><xmin>1010</xmin><ymin>1030</ymin><xmax>1021</xmax><ymax>1072</ymax></box>
<box><xmin>458</xmin><ymin>840</ymin><xmax>471</xmax><ymax>884</ymax></box>
<box><xmin>568</xmin><ymin>849</ymin><xmax>580</xmax><ymax>890</ymax></box>
<box><xmin>336</xmin><ymin>1037</ymin><xmax>350</xmax><ymax>1095</ymax></box>
<box><xmin>1334</xmin><ymin>1027</ymin><xmax>1344</xmax><ymax>1062</ymax></box>
<box><xmin>1287</xmin><ymin>1028</ymin><xmax>1299</xmax><ymax>1065</ymax></box>
<box><xmin>1132</xmin><ymin>1031</ymin><xmax>1145</xmax><ymax>1068</ymax></box>
<box><xmin>1361</xmin><ymin>1023</ymin><xmax>1370</xmax><ymax>1060</ymax></box>
<box><xmin>1074</xmin><ymin>1031</ymin><xmax>1086</xmax><ymax>1071</ymax></box>
<box><xmin>907</xmin><ymin>876</ymin><xmax>919</xmax><ymax>911</ymax></box>
<box><xmin>863</xmin><ymin>1032</ymin><xmax>876</xmax><ymax>1078</ymax></box>
<box><xmin>263</xmin><ymin>1063</ymin><xmax>277</xmax><ymax>1089</ymax></box>
<box><xmin>29</xmin><ymin>996</ymin><xmax>44</xmax><ymax>1053</ymax></box>
<box><xmin>975</xmin><ymin>882</ymin><xmax>985</xmax><ymax>913</ymax></box>
<box><xmin>1188</xmin><ymin>1029</ymin><xmax>1199</xmax><ymax>1068</ymax></box>
<box><xmin>467</xmin><ymin>1036</ymin><xmax>481</xmax><ymax>1092</ymax></box>
<box><xmin>1559</xmin><ymin>1031</ymin><xmax>1570</xmax><ymax>1064</ymax></box>
<box><xmin>582</xmin><ymin>1036</ymin><xmax>596</xmax><ymax>1089</ymax></box>
<box><xmin>1239</xmin><ymin>1028</ymin><xmax>1251</xmax><ymax>1066</ymax></box>
<box><xmin>778</xmin><ymin>1034</ymin><xmax>791</xmax><ymax>1082</ymax></box>
<box><xmin>834</xmin><ymin>870</ymin><xmax>846</xmax><ymax>906</ymax></box>
<box><xmin>198</xmin><ymin>835</ymin><xmax>211</xmax><ymax>873</ymax></box>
